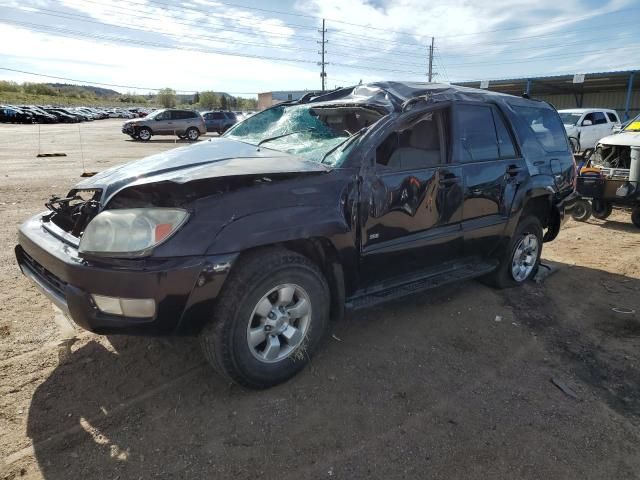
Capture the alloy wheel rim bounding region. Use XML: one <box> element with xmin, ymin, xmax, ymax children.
<box><xmin>139</xmin><ymin>129</ymin><xmax>150</xmax><ymax>140</ymax></box>
<box><xmin>188</xmin><ymin>129</ymin><xmax>198</xmax><ymax>140</ymax></box>
<box><xmin>246</xmin><ymin>284</ymin><xmax>311</xmax><ymax>364</ymax></box>
<box><xmin>511</xmin><ymin>233</ymin><xmax>539</xmax><ymax>282</ymax></box>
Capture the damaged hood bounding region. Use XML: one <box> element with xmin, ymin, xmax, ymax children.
<box><xmin>597</xmin><ymin>131</ymin><xmax>640</xmax><ymax>147</ymax></box>
<box><xmin>76</xmin><ymin>137</ymin><xmax>330</xmax><ymax>203</ymax></box>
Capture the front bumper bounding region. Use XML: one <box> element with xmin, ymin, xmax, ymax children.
<box><xmin>16</xmin><ymin>214</ymin><xmax>237</xmax><ymax>335</ymax></box>
<box><xmin>122</xmin><ymin>123</ymin><xmax>137</xmax><ymax>135</ymax></box>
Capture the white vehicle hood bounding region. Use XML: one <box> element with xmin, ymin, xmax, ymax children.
<box><xmin>597</xmin><ymin>131</ymin><xmax>640</xmax><ymax>147</ymax></box>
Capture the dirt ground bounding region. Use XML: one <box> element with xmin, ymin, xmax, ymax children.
<box><xmin>1</xmin><ymin>120</ymin><xmax>639</xmax><ymax>479</ymax></box>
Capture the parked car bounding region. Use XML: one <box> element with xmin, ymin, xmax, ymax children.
<box><xmin>19</xmin><ymin>106</ymin><xmax>58</xmax><ymax>123</ymax></box>
<box><xmin>43</xmin><ymin>108</ymin><xmax>80</xmax><ymax>123</ymax></box>
<box><xmin>202</xmin><ymin>111</ymin><xmax>237</xmax><ymax>134</ymax></box>
<box><xmin>0</xmin><ymin>106</ymin><xmax>34</xmax><ymax>123</ymax></box>
<box><xmin>15</xmin><ymin>82</ymin><xmax>576</xmax><ymax>389</ymax></box>
<box><xmin>559</xmin><ymin>108</ymin><xmax>621</xmax><ymax>151</ymax></box>
<box><xmin>122</xmin><ymin>108</ymin><xmax>206</xmax><ymax>141</ymax></box>
<box><xmin>573</xmin><ymin>118</ymin><xmax>640</xmax><ymax>227</ymax></box>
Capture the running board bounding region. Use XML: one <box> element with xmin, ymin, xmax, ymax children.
<box><xmin>345</xmin><ymin>261</ymin><xmax>497</xmax><ymax>311</ymax></box>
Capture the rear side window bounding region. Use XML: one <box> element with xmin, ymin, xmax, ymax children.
<box><xmin>606</xmin><ymin>112</ymin><xmax>619</xmax><ymax>123</ymax></box>
<box><xmin>210</xmin><ymin>112</ymin><xmax>224</xmax><ymax>120</ymax></box>
<box><xmin>456</xmin><ymin>105</ymin><xmax>499</xmax><ymax>162</ymax></box>
<box><xmin>173</xmin><ymin>111</ymin><xmax>196</xmax><ymax>119</ymax></box>
<box><xmin>511</xmin><ymin>105</ymin><xmax>568</xmax><ymax>153</ymax></box>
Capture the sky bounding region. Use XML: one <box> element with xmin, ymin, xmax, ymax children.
<box><xmin>0</xmin><ymin>0</ymin><xmax>638</xmax><ymax>97</ymax></box>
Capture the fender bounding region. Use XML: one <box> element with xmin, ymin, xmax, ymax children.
<box><xmin>505</xmin><ymin>176</ymin><xmax>555</xmax><ymax>237</ymax></box>
<box><xmin>208</xmin><ymin>204</ymin><xmax>359</xmax><ymax>287</ymax></box>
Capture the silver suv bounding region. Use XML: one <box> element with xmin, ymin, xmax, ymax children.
<box><xmin>122</xmin><ymin>109</ymin><xmax>206</xmax><ymax>141</ymax></box>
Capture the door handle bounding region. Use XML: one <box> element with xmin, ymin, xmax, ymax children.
<box><xmin>506</xmin><ymin>165</ymin><xmax>524</xmax><ymax>176</ymax></box>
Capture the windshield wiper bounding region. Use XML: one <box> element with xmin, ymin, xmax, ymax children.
<box><xmin>256</xmin><ymin>128</ymin><xmax>316</xmax><ymax>149</ymax></box>
<box><xmin>320</xmin><ymin>128</ymin><xmax>366</xmax><ymax>164</ymax></box>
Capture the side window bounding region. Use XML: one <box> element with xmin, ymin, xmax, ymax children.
<box><xmin>511</xmin><ymin>105</ymin><xmax>568</xmax><ymax>153</ymax></box>
<box><xmin>592</xmin><ymin>112</ymin><xmax>607</xmax><ymax>125</ymax></box>
<box><xmin>456</xmin><ymin>105</ymin><xmax>499</xmax><ymax>162</ymax></box>
<box><xmin>376</xmin><ymin>111</ymin><xmax>443</xmax><ymax>170</ymax></box>
<box><xmin>211</xmin><ymin>112</ymin><xmax>224</xmax><ymax>120</ymax></box>
<box><xmin>155</xmin><ymin>111</ymin><xmax>169</xmax><ymax>120</ymax></box>
<box><xmin>606</xmin><ymin>112</ymin><xmax>619</xmax><ymax>123</ymax></box>
<box><xmin>491</xmin><ymin>109</ymin><xmax>517</xmax><ymax>158</ymax></box>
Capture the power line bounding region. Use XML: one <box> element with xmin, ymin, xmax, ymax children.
<box><xmin>436</xmin><ymin>5</ymin><xmax>640</xmax><ymax>38</ymax></box>
<box><xmin>9</xmin><ymin>5</ymin><xmax>428</xmax><ymax>68</ymax></box>
<box><xmin>8</xmin><ymin>6</ymin><xmax>317</xmax><ymax>54</ymax></box>
<box><xmin>40</xmin><ymin>1</ymin><xmax>319</xmax><ymax>42</ymax></box>
<box><xmin>439</xmin><ymin>31</ymin><xmax>638</xmax><ymax>59</ymax></box>
<box><xmin>0</xmin><ymin>66</ymin><xmax>196</xmax><ymax>93</ymax></box>
<box><xmin>0</xmin><ymin>19</ymin><xmax>318</xmax><ymax>65</ymax></box>
<box><xmin>441</xmin><ymin>45</ymin><xmax>639</xmax><ymax>67</ymax></box>
<box><xmin>438</xmin><ymin>18</ymin><xmax>640</xmax><ymax>48</ymax></box>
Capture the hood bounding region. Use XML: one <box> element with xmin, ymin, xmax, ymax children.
<box><xmin>597</xmin><ymin>131</ymin><xmax>640</xmax><ymax>147</ymax></box>
<box><xmin>75</xmin><ymin>137</ymin><xmax>330</xmax><ymax>203</ymax></box>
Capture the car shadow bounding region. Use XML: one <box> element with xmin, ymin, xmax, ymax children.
<box><xmin>23</xmin><ymin>262</ymin><xmax>640</xmax><ymax>478</ymax></box>
<box><xmin>596</xmin><ymin>218</ymin><xmax>639</xmax><ymax>233</ymax></box>
<box><xmin>124</xmin><ymin>139</ymin><xmax>202</xmax><ymax>144</ymax></box>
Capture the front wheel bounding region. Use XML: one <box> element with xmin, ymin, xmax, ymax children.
<box><xmin>572</xmin><ymin>199</ymin><xmax>592</xmax><ymax>222</ymax></box>
<box><xmin>137</xmin><ymin>127</ymin><xmax>152</xmax><ymax>141</ymax></box>
<box><xmin>483</xmin><ymin>216</ymin><xmax>542</xmax><ymax>289</ymax></box>
<box><xmin>200</xmin><ymin>248</ymin><xmax>330</xmax><ymax>389</ymax></box>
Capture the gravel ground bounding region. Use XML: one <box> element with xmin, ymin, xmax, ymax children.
<box><xmin>1</xmin><ymin>120</ymin><xmax>639</xmax><ymax>480</ymax></box>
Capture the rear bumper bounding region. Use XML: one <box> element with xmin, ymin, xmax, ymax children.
<box><xmin>16</xmin><ymin>214</ymin><xmax>237</xmax><ymax>335</ymax></box>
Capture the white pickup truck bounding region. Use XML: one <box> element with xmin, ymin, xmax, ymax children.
<box><xmin>559</xmin><ymin>108</ymin><xmax>621</xmax><ymax>151</ymax></box>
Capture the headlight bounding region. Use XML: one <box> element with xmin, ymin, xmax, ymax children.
<box><xmin>79</xmin><ymin>208</ymin><xmax>189</xmax><ymax>257</ymax></box>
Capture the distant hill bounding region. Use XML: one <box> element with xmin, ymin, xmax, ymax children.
<box><xmin>46</xmin><ymin>83</ymin><xmax>120</xmax><ymax>97</ymax></box>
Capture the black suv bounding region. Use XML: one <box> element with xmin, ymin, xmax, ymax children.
<box><xmin>16</xmin><ymin>82</ymin><xmax>576</xmax><ymax>388</ymax></box>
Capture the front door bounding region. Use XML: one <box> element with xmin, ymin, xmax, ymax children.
<box><xmin>359</xmin><ymin>108</ymin><xmax>464</xmax><ymax>286</ymax></box>
<box><xmin>153</xmin><ymin>110</ymin><xmax>172</xmax><ymax>134</ymax></box>
<box><xmin>453</xmin><ymin>103</ymin><xmax>526</xmax><ymax>258</ymax></box>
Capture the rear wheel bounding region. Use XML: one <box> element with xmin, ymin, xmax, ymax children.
<box><xmin>591</xmin><ymin>199</ymin><xmax>613</xmax><ymax>220</ymax></box>
<box><xmin>572</xmin><ymin>199</ymin><xmax>592</xmax><ymax>222</ymax></box>
<box><xmin>186</xmin><ymin>127</ymin><xmax>200</xmax><ymax>141</ymax></box>
<box><xmin>137</xmin><ymin>127</ymin><xmax>152</xmax><ymax>141</ymax></box>
<box><xmin>632</xmin><ymin>207</ymin><xmax>640</xmax><ymax>228</ymax></box>
<box><xmin>484</xmin><ymin>216</ymin><xmax>542</xmax><ymax>289</ymax></box>
<box><xmin>200</xmin><ymin>248</ymin><xmax>330</xmax><ymax>389</ymax></box>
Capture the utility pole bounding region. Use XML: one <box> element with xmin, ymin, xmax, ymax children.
<box><xmin>428</xmin><ymin>36</ymin><xmax>435</xmax><ymax>82</ymax></box>
<box><xmin>318</xmin><ymin>19</ymin><xmax>328</xmax><ymax>91</ymax></box>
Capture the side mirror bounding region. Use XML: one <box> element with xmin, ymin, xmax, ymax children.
<box><xmin>582</xmin><ymin>119</ymin><xmax>593</xmax><ymax>126</ymax></box>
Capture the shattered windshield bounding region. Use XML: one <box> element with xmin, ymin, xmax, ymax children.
<box><xmin>224</xmin><ymin>104</ymin><xmax>380</xmax><ymax>166</ymax></box>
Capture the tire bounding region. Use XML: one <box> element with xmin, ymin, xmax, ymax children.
<box><xmin>483</xmin><ymin>216</ymin><xmax>543</xmax><ymax>289</ymax></box>
<box><xmin>591</xmin><ymin>199</ymin><xmax>612</xmax><ymax>220</ymax></box>
<box><xmin>186</xmin><ymin>127</ymin><xmax>200</xmax><ymax>141</ymax></box>
<box><xmin>632</xmin><ymin>207</ymin><xmax>640</xmax><ymax>228</ymax></box>
<box><xmin>200</xmin><ymin>248</ymin><xmax>330</xmax><ymax>389</ymax></box>
<box><xmin>137</xmin><ymin>127</ymin><xmax>152</xmax><ymax>141</ymax></box>
<box><xmin>568</xmin><ymin>136</ymin><xmax>580</xmax><ymax>153</ymax></box>
<box><xmin>571</xmin><ymin>199</ymin><xmax>592</xmax><ymax>222</ymax></box>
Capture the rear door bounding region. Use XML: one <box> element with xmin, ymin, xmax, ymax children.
<box><xmin>453</xmin><ymin>103</ymin><xmax>526</xmax><ymax>258</ymax></box>
<box><xmin>359</xmin><ymin>107</ymin><xmax>464</xmax><ymax>285</ymax></box>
